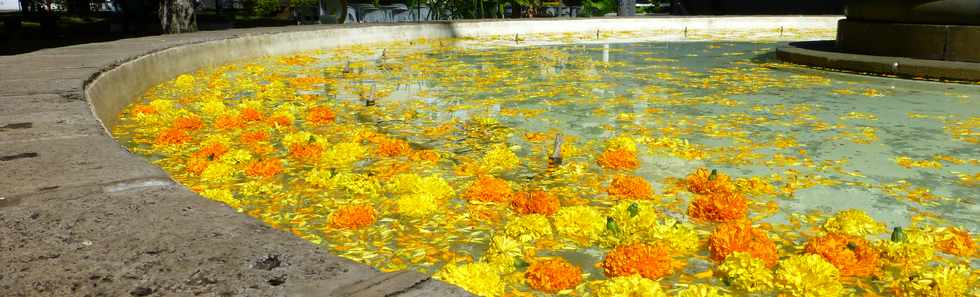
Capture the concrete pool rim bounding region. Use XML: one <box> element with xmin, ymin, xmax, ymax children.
<box><xmin>2</xmin><ymin>16</ymin><xmax>841</xmax><ymax>296</ymax></box>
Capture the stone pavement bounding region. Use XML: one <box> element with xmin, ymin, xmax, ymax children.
<box><xmin>0</xmin><ymin>24</ymin><xmax>473</xmax><ymax>297</ymax></box>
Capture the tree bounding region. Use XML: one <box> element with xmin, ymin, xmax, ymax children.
<box><xmin>159</xmin><ymin>0</ymin><xmax>196</xmax><ymax>33</ymax></box>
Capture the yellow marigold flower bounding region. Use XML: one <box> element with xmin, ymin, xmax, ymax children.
<box><xmin>304</xmin><ymin>168</ymin><xmax>333</xmax><ymax>188</ymax></box>
<box><xmin>878</xmin><ymin>228</ymin><xmax>935</xmax><ymax>268</ymax></box>
<box><xmin>481</xmin><ymin>144</ymin><xmax>519</xmax><ymax>173</ymax></box>
<box><xmin>483</xmin><ymin>235</ymin><xmax>524</xmax><ymax>272</ymax></box>
<box><xmin>647</xmin><ymin>217</ymin><xmax>700</xmax><ymax>256</ymax></box>
<box><xmin>331</xmin><ymin>172</ymin><xmax>381</xmax><ymax>197</ymax></box>
<box><xmin>821</xmin><ymin>209</ymin><xmax>886</xmax><ymax>237</ymax></box>
<box><xmin>223</xmin><ymin>149</ymin><xmax>253</xmax><ymax>164</ymax></box>
<box><xmin>200</xmin><ymin>161</ymin><xmax>237</xmax><ymax>182</ymax></box>
<box><xmin>900</xmin><ymin>264</ymin><xmax>972</xmax><ymax>297</ymax></box>
<box><xmin>174</xmin><ymin>74</ymin><xmax>195</xmax><ymax>90</ymax></box>
<box><xmin>321</xmin><ymin>142</ymin><xmax>368</xmax><ymax>167</ymax></box>
<box><xmin>525</xmin><ymin>258</ymin><xmax>583</xmax><ymax>293</ymax></box>
<box><xmin>199</xmin><ymin>100</ymin><xmax>227</xmax><ymax>116</ymax></box>
<box><xmin>434</xmin><ymin>262</ymin><xmax>504</xmax><ymax>297</ymax></box>
<box><xmin>804</xmin><ymin>234</ymin><xmax>880</xmax><ymax>277</ymax></box>
<box><xmin>597</xmin><ymin>149</ymin><xmax>640</xmax><ymax>170</ymax></box>
<box><xmin>504</xmin><ymin>214</ymin><xmax>552</xmax><ymax>243</ymax></box>
<box><xmin>684</xmin><ymin>167</ymin><xmax>735</xmax><ymax>195</ymax></box>
<box><xmin>553</xmin><ymin>205</ymin><xmax>605</xmax><ymax>245</ymax></box>
<box><xmin>677</xmin><ymin>284</ymin><xmax>732</xmax><ymax>297</ymax></box>
<box><xmin>201</xmin><ymin>188</ymin><xmax>239</xmax><ymax>209</ymax></box>
<box><xmin>328</xmin><ymin>204</ymin><xmax>377</xmax><ymax>229</ymax></box>
<box><xmin>607</xmin><ymin>175</ymin><xmax>653</xmax><ymax>199</ymax></box>
<box><xmin>395</xmin><ymin>193</ymin><xmax>438</xmax><ymax>218</ymax></box>
<box><xmin>464</xmin><ymin>175</ymin><xmax>512</xmax><ymax>203</ymax></box>
<box><xmin>386</xmin><ymin>174</ymin><xmax>454</xmax><ymax>200</ymax></box>
<box><xmin>599</xmin><ymin>201</ymin><xmax>659</xmax><ymax>247</ymax></box>
<box><xmin>607</xmin><ymin>135</ymin><xmax>638</xmax><ymax>152</ymax></box>
<box><xmin>717</xmin><ymin>252</ymin><xmax>774</xmax><ymax>293</ymax></box>
<box><xmin>601</xmin><ymin>243</ymin><xmax>674</xmax><ymax>280</ymax></box>
<box><xmin>775</xmin><ymin>254</ymin><xmax>843</xmax><ymax>297</ymax></box>
<box><xmin>148</xmin><ymin>99</ymin><xmax>175</xmax><ymax>113</ymax></box>
<box><xmin>239</xmin><ymin>180</ymin><xmax>281</xmax><ymax>197</ymax></box>
<box><xmin>282</xmin><ymin>131</ymin><xmax>317</xmax><ymax>147</ymax></box>
<box><xmin>592</xmin><ymin>275</ymin><xmax>667</xmax><ymax>297</ymax></box>
<box><xmin>935</xmin><ymin>227</ymin><xmax>976</xmax><ymax>257</ymax></box>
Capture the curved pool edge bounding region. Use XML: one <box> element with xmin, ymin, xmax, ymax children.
<box><xmin>0</xmin><ymin>16</ymin><xmax>840</xmax><ymax>296</ymax></box>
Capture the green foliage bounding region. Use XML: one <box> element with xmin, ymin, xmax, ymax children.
<box><xmin>253</xmin><ymin>0</ymin><xmax>283</xmax><ymax>16</ymax></box>
<box><xmin>582</xmin><ymin>0</ymin><xmax>615</xmax><ymax>16</ymax></box>
<box><xmin>290</xmin><ymin>0</ymin><xmax>319</xmax><ymax>8</ymax></box>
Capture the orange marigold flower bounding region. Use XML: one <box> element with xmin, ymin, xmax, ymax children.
<box><xmin>307</xmin><ymin>106</ymin><xmax>336</xmax><ymax>126</ymax></box>
<box><xmin>288</xmin><ymin>143</ymin><xmax>322</xmax><ymax>161</ymax></box>
<box><xmin>240</xmin><ymin>130</ymin><xmax>269</xmax><ymax>144</ymax></box>
<box><xmin>155</xmin><ymin>128</ymin><xmax>191</xmax><ymax>145</ymax></box>
<box><xmin>328</xmin><ymin>205</ymin><xmax>377</xmax><ymax>229</ymax></box>
<box><xmin>193</xmin><ymin>142</ymin><xmax>228</xmax><ymax>160</ymax></box>
<box><xmin>377</xmin><ymin>138</ymin><xmax>412</xmax><ymax>157</ymax></box>
<box><xmin>708</xmin><ymin>221</ymin><xmax>778</xmax><ymax>267</ymax></box>
<box><xmin>412</xmin><ymin>150</ymin><xmax>440</xmax><ymax>162</ymax></box>
<box><xmin>601</xmin><ymin>243</ymin><xmax>674</xmax><ymax>280</ymax></box>
<box><xmin>245</xmin><ymin>158</ymin><xmax>283</xmax><ymax>178</ymax></box>
<box><xmin>937</xmin><ymin>227</ymin><xmax>976</xmax><ymax>257</ymax></box>
<box><xmin>684</xmin><ymin>167</ymin><xmax>735</xmax><ymax>195</ymax></box>
<box><xmin>607</xmin><ymin>175</ymin><xmax>653</xmax><ymax>199</ymax></box>
<box><xmin>240</xmin><ymin>108</ymin><xmax>263</xmax><ymax>122</ymax></box>
<box><xmin>525</xmin><ymin>258</ymin><xmax>583</xmax><ymax>293</ymax></box>
<box><xmin>186</xmin><ymin>157</ymin><xmax>210</xmax><ymax>175</ymax></box>
<box><xmin>214</xmin><ymin>115</ymin><xmax>244</xmax><ymax>130</ymax></box>
<box><xmin>267</xmin><ymin>115</ymin><xmax>292</xmax><ymax>128</ymax></box>
<box><xmin>511</xmin><ymin>191</ymin><xmax>560</xmax><ymax>216</ymax></box>
<box><xmin>597</xmin><ymin>149</ymin><xmax>640</xmax><ymax>170</ymax></box>
<box><xmin>464</xmin><ymin>175</ymin><xmax>512</xmax><ymax>203</ymax></box>
<box><xmin>804</xmin><ymin>233</ymin><xmax>880</xmax><ymax>277</ymax></box>
<box><xmin>173</xmin><ymin>115</ymin><xmax>204</xmax><ymax>130</ymax></box>
<box><xmin>688</xmin><ymin>191</ymin><xmax>748</xmax><ymax>222</ymax></box>
<box><xmin>131</xmin><ymin>104</ymin><xmax>156</xmax><ymax>116</ymax></box>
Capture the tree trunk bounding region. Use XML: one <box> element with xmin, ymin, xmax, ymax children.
<box><xmin>159</xmin><ymin>0</ymin><xmax>197</xmax><ymax>34</ymax></box>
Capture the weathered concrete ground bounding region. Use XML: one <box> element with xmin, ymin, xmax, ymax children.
<box><xmin>0</xmin><ymin>25</ymin><xmax>472</xmax><ymax>297</ymax></box>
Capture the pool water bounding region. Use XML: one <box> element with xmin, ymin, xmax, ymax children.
<box><xmin>114</xmin><ymin>37</ymin><xmax>978</xmax><ymax>296</ymax></box>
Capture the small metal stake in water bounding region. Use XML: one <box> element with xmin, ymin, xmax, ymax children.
<box><xmin>684</xmin><ymin>27</ymin><xmax>688</xmax><ymax>39</ymax></box>
<box><xmin>596</xmin><ymin>29</ymin><xmax>600</xmax><ymax>40</ymax></box>
<box><xmin>549</xmin><ymin>133</ymin><xmax>564</xmax><ymax>166</ymax></box>
<box><xmin>515</xmin><ymin>33</ymin><xmax>520</xmax><ymax>44</ymax></box>
<box><xmin>365</xmin><ymin>84</ymin><xmax>377</xmax><ymax>106</ymax></box>
<box><xmin>342</xmin><ymin>60</ymin><xmax>352</xmax><ymax>74</ymax></box>
<box><xmin>779</xmin><ymin>26</ymin><xmax>784</xmax><ymax>37</ymax></box>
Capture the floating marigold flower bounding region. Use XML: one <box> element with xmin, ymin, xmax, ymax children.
<box><xmin>601</xmin><ymin>243</ymin><xmax>674</xmax><ymax>280</ymax></box>
<box><xmin>899</xmin><ymin>264</ymin><xmax>972</xmax><ymax>297</ymax></box>
<box><xmin>684</xmin><ymin>167</ymin><xmax>735</xmax><ymax>195</ymax></box>
<box><xmin>646</xmin><ymin>217</ymin><xmax>701</xmax><ymax>256</ymax></box>
<box><xmin>395</xmin><ymin>193</ymin><xmax>438</xmax><ymax>218</ymax></box>
<box><xmin>240</xmin><ymin>107</ymin><xmax>263</xmax><ymax>122</ymax></box>
<box><xmin>936</xmin><ymin>227</ymin><xmax>976</xmax><ymax>257</ymax></box>
<box><xmin>553</xmin><ymin>205</ymin><xmax>605</xmax><ymax>245</ymax></box>
<box><xmin>775</xmin><ymin>254</ymin><xmax>843</xmax><ymax>297</ymax></box>
<box><xmin>245</xmin><ymin>158</ymin><xmax>283</xmax><ymax>178</ymax></box>
<box><xmin>193</xmin><ymin>142</ymin><xmax>228</xmax><ymax>160</ymax></box>
<box><xmin>593</xmin><ymin>274</ymin><xmax>667</xmax><ymax>297</ymax></box>
<box><xmin>607</xmin><ymin>135</ymin><xmax>638</xmax><ymax>152</ymax></box>
<box><xmin>240</xmin><ymin>130</ymin><xmax>269</xmax><ymax>144</ymax></box>
<box><xmin>677</xmin><ymin>284</ymin><xmax>732</xmax><ymax>297</ymax></box>
<box><xmin>525</xmin><ymin>258</ymin><xmax>583</xmax><ymax>293</ymax></box>
<box><xmin>511</xmin><ymin>190</ymin><xmax>560</xmax><ymax>216</ymax></box>
<box><xmin>155</xmin><ymin>128</ymin><xmax>191</xmax><ymax>145</ymax></box>
<box><xmin>717</xmin><ymin>252</ymin><xmax>774</xmax><ymax>293</ymax></box>
<box><xmin>483</xmin><ymin>235</ymin><xmax>524</xmax><ymax>272</ymax></box>
<box><xmin>597</xmin><ymin>149</ymin><xmax>640</xmax><ymax>170</ymax></box>
<box><xmin>377</xmin><ymin>137</ymin><xmax>411</xmax><ymax>157</ymax></box>
<box><xmin>504</xmin><ymin>214</ymin><xmax>552</xmax><ymax>243</ymax></box>
<box><xmin>321</xmin><ymin>142</ymin><xmax>368</xmax><ymax>167</ymax></box>
<box><xmin>804</xmin><ymin>233</ymin><xmax>880</xmax><ymax>277</ymax></box>
<box><xmin>412</xmin><ymin>149</ymin><xmax>440</xmax><ymax>162</ymax></box>
<box><xmin>878</xmin><ymin>228</ymin><xmax>936</xmax><ymax>268</ymax></box>
<box><xmin>434</xmin><ymin>262</ymin><xmax>504</xmax><ymax>297</ymax></box>
<box><xmin>131</xmin><ymin>104</ymin><xmax>156</xmax><ymax>116</ymax></box>
<box><xmin>328</xmin><ymin>204</ymin><xmax>377</xmax><ymax>229</ymax></box>
<box><xmin>267</xmin><ymin>115</ymin><xmax>292</xmax><ymax>128</ymax></box>
<box><xmin>288</xmin><ymin>143</ymin><xmax>323</xmax><ymax>161</ymax></box>
<box><xmin>821</xmin><ymin>209</ymin><xmax>886</xmax><ymax>237</ymax></box>
<box><xmin>173</xmin><ymin>115</ymin><xmax>204</xmax><ymax>130</ymax></box>
<box><xmin>185</xmin><ymin>157</ymin><xmax>210</xmax><ymax>175</ymax></box>
<box><xmin>464</xmin><ymin>175</ymin><xmax>512</xmax><ymax>203</ymax></box>
<box><xmin>607</xmin><ymin>175</ymin><xmax>653</xmax><ymax>199</ymax></box>
<box><xmin>306</xmin><ymin>106</ymin><xmax>336</xmax><ymax>126</ymax></box>
<box><xmin>200</xmin><ymin>188</ymin><xmax>239</xmax><ymax>209</ymax></box>
<box><xmin>688</xmin><ymin>191</ymin><xmax>748</xmax><ymax>222</ymax></box>
<box><xmin>481</xmin><ymin>144</ymin><xmax>519</xmax><ymax>172</ymax></box>
<box><xmin>200</xmin><ymin>161</ymin><xmax>236</xmax><ymax>182</ymax></box>
<box><xmin>214</xmin><ymin>115</ymin><xmax>244</xmax><ymax>130</ymax></box>
<box><xmin>707</xmin><ymin>221</ymin><xmax>778</xmax><ymax>267</ymax></box>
